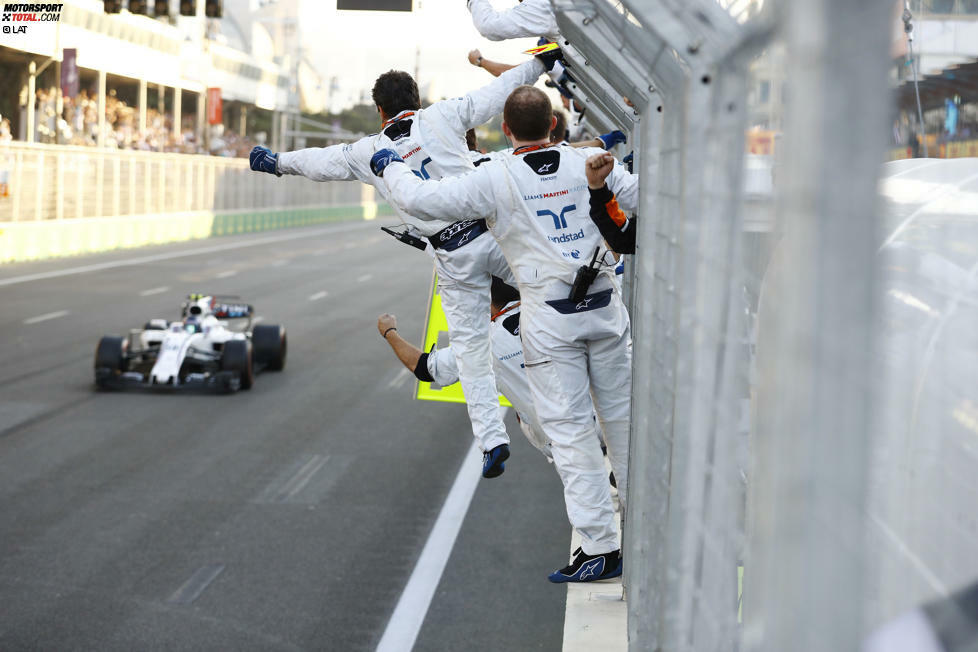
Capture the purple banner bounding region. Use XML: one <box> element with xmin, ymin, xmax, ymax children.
<box><xmin>61</xmin><ymin>48</ymin><xmax>79</xmax><ymax>98</ymax></box>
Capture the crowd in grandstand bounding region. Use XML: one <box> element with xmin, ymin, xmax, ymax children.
<box><xmin>17</xmin><ymin>85</ymin><xmax>256</xmax><ymax>157</ymax></box>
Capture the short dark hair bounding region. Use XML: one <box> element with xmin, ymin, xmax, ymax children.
<box><xmin>372</xmin><ymin>70</ymin><xmax>421</xmax><ymax>117</ymax></box>
<box><xmin>503</xmin><ymin>86</ymin><xmax>553</xmax><ymax>141</ymax></box>
<box><xmin>550</xmin><ymin>109</ymin><xmax>568</xmax><ymax>143</ymax></box>
<box><xmin>490</xmin><ymin>276</ymin><xmax>520</xmax><ymax>309</ymax></box>
<box><xmin>465</xmin><ymin>128</ymin><xmax>478</xmax><ymax>152</ymax></box>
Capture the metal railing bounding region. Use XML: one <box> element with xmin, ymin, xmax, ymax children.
<box><xmin>0</xmin><ymin>142</ymin><xmax>364</xmax><ymax>223</ymax></box>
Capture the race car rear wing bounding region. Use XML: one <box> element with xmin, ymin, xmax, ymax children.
<box><xmin>182</xmin><ymin>294</ymin><xmax>255</xmax><ymax>320</ymax></box>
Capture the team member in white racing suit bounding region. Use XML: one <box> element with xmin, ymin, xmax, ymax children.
<box><xmin>467</xmin><ymin>0</ymin><xmax>560</xmax><ymax>43</ymax></box>
<box><xmin>377</xmin><ymin>278</ymin><xmax>553</xmax><ymax>461</ymax></box>
<box><xmin>249</xmin><ymin>59</ymin><xmax>547</xmax><ymax>478</ymax></box>
<box><xmin>371</xmin><ymin>86</ymin><xmax>637</xmax><ymax>583</ymax></box>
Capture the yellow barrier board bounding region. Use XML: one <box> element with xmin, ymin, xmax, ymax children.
<box><xmin>415</xmin><ymin>270</ymin><xmax>512</xmax><ymax>408</ymax></box>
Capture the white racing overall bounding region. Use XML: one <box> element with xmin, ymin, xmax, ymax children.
<box><xmin>423</xmin><ymin>301</ymin><xmax>551</xmax><ymax>458</ymax></box>
<box><xmin>467</xmin><ymin>0</ymin><xmax>560</xmax><ymax>43</ymax></box>
<box><xmin>382</xmin><ymin>144</ymin><xmax>637</xmax><ymax>555</ymax></box>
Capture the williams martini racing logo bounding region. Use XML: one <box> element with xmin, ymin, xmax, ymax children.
<box><xmin>2</xmin><ymin>3</ymin><xmax>62</xmax><ymax>35</ymax></box>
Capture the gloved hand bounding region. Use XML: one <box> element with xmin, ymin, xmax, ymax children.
<box><xmin>598</xmin><ymin>130</ymin><xmax>626</xmax><ymax>150</ymax></box>
<box><xmin>534</xmin><ymin>37</ymin><xmax>563</xmax><ymax>72</ymax></box>
<box><xmin>623</xmin><ymin>151</ymin><xmax>634</xmax><ymax>173</ymax></box>
<box><xmin>249</xmin><ymin>146</ymin><xmax>281</xmax><ymax>176</ymax></box>
<box><xmin>370</xmin><ymin>148</ymin><xmax>404</xmax><ymax>178</ymax></box>
<box><xmin>545</xmin><ymin>78</ymin><xmax>574</xmax><ymax>100</ymax></box>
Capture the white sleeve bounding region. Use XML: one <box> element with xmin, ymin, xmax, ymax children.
<box><xmin>276</xmin><ymin>142</ymin><xmax>358</xmax><ymax>182</ymax></box>
<box><xmin>468</xmin><ymin>0</ymin><xmax>559</xmax><ymax>41</ymax></box>
<box><xmin>382</xmin><ymin>162</ymin><xmax>497</xmax><ymax>223</ymax></box>
<box><xmin>427</xmin><ymin>346</ymin><xmax>459</xmax><ymax>388</ymax></box>
<box><xmin>429</xmin><ymin>59</ymin><xmax>545</xmax><ymax>134</ymax></box>
<box><xmin>607</xmin><ymin>163</ymin><xmax>639</xmax><ymax>213</ymax></box>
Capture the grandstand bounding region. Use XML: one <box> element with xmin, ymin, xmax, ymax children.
<box><xmin>0</xmin><ymin>0</ymin><xmax>380</xmax><ymax>262</ymax></box>
<box><xmin>0</xmin><ymin>0</ymin><xmax>353</xmax><ymax>153</ymax></box>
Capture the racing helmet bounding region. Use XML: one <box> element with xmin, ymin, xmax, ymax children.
<box><xmin>184</xmin><ymin>314</ymin><xmax>202</xmax><ymax>333</ymax></box>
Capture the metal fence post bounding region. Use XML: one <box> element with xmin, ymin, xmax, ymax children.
<box><xmin>129</xmin><ymin>156</ymin><xmax>136</xmax><ymax>216</ymax></box>
<box><xmin>12</xmin><ymin>151</ymin><xmax>23</xmax><ymax>221</ymax></box>
<box><xmin>158</xmin><ymin>158</ymin><xmax>165</xmax><ymax>214</ymax></box>
<box><xmin>113</xmin><ymin>157</ymin><xmax>121</xmax><ymax>216</ymax></box>
<box><xmin>623</xmin><ymin>97</ymin><xmax>667</xmax><ymax>648</ymax></box>
<box><xmin>95</xmin><ymin>155</ymin><xmax>104</xmax><ymax>219</ymax></box>
<box><xmin>76</xmin><ymin>153</ymin><xmax>84</xmax><ymax>218</ymax></box>
<box><xmin>34</xmin><ymin>151</ymin><xmax>44</xmax><ymax>221</ymax></box>
<box><xmin>56</xmin><ymin>152</ymin><xmax>65</xmax><ymax>221</ymax></box>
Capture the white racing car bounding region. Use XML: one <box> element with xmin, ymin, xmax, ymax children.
<box><xmin>94</xmin><ymin>294</ymin><xmax>287</xmax><ymax>392</ymax></box>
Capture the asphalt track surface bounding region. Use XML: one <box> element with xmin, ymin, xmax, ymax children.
<box><xmin>0</xmin><ymin>219</ymin><xmax>570</xmax><ymax>651</ymax></box>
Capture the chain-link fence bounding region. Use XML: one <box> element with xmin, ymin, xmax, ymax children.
<box><xmin>0</xmin><ymin>142</ymin><xmax>364</xmax><ymax>223</ymax></box>
<box><xmin>551</xmin><ymin>0</ymin><xmax>978</xmax><ymax>650</ymax></box>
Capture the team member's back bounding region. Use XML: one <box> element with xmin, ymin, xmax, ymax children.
<box><xmin>379</xmin><ymin>135</ymin><xmax>636</xmax><ymax>303</ymax></box>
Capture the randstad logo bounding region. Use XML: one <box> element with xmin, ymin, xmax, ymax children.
<box><xmin>548</xmin><ymin>229</ymin><xmax>585</xmax><ymax>243</ymax></box>
<box><xmin>537</xmin><ymin>204</ymin><xmax>576</xmax><ymax>230</ymax></box>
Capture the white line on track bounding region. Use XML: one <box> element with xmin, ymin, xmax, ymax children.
<box><xmin>167</xmin><ymin>564</ymin><xmax>226</xmax><ymax>605</ymax></box>
<box><xmin>375</xmin><ymin>438</ymin><xmax>485</xmax><ymax>652</ymax></box>
<box><xmin>139</xmin><ymin>286</ymin><xmax>170</xmax><ymax>297</ymax></box>
<box><xmin>357</xmin><ymin>273</ymin><xmax>373</xmax><ymax>283</ymax></box>
<box><xmin>0</xmin><ymin>221</ymin><xmax>376</xmax><ymax>288</ymax></box>
<box><xmin>386</xmin><ymin>367</ymin><xmax>411</xmax><ymax>389</ymax></box>
<box><xmin>308</xmin><ymin>290</ymin><xmax>329</xmax><ymax>301</ymax></box>
<box><xmin>216</xmin><ymin>270</ymin><xmax>237</xmax><ymax>279</ymax></box>
<box><xmin>23</xmin><ymin>310</ymin><xmax>69</xmax><ymax>325</ymax></box>
<box><xmin>282</xmin><ymin>456</ymin><xmax>328</xmax><ymax>498</ymax></box>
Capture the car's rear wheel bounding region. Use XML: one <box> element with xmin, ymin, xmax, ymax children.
<box><xmin>221</xmin><ymin>339</ymin><xmax>254</xmax><ymax>390</ymax></box>
<box><xmin>94</xmin><ymin>336</ymin><xmax>127</xmax><ymax>388</ymax></box>
<box><xmin>253</xmin><ymin>324</ymin><xmax>287</xmax><ymax>371</ymax></box>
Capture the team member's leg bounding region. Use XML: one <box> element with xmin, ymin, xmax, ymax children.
<box><xmin>438</xmin><ymin>277</ymin><xmax>510</xmax><ymax>454</ymax></box>
<box><xmin>586</xmin><ymin>300</ymin><xmax>633</xmax><ymax>509</ymax></box>
<box><xmin>521</xmin><ymin>309</ymin><xmax>618</xmax><ymax>556</ymax></box>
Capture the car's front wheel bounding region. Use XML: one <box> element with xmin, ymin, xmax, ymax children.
<box><xmin>94</xmin><ymin>336</ymin><xmax>127</xmax><ymax>389</ymax></box>
<box><xmin>253</xmin><ymin>324</ymin><xmax>287</xmax><ymax>371</ymax></box>
<box><xmin>221</xmin><ymin>339</ymin><xmax>254</xmax><ymax>390</ymax></box>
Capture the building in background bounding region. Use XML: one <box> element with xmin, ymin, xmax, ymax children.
<box><xmin>891</xmin><ymin>0</ymin><xmax>978</xmax><ymax>157</ymax></box>
<box><xmin>0</xmin><ymin>0</ymin><xmax>318</xmax><ymax>155</ymax></box>
<box><xmin>902</xmin><ymin>0</ymin><xmax>978</xmax><ymax>75</ymax></box>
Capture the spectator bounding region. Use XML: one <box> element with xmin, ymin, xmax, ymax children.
<box><xmin>10</xmin><ymin>83</ymin><xmax>258</xmax><ymax>156</ymax></box>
